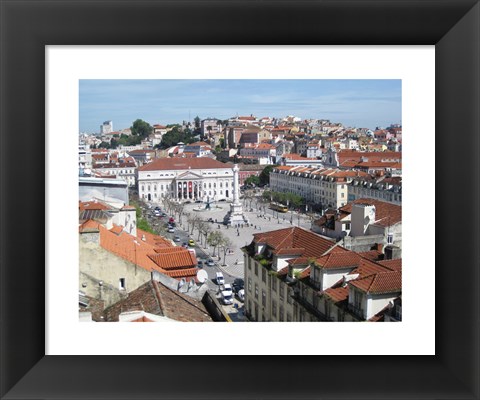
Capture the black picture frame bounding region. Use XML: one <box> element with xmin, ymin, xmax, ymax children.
<box><xmin>1</xmin><ymin>0</ymin><xmax>479</xmax><ymax>399</ymax></box>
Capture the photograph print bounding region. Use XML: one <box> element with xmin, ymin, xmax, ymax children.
<box><xmin>78</xmin><ymin>79</ymin><xmax>402</xmax><ymax>323</ymax></box>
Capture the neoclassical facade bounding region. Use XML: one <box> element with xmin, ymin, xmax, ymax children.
<box><xmin>137</xmin><ymin>158</ymin><xmax>235</xmax><ymax>202</ymax></box>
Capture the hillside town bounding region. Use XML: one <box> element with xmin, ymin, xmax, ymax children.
<box><xmin>79</xmin><ymin>115</ymin><xmax>402</xmax><ymax>323</ymax></box>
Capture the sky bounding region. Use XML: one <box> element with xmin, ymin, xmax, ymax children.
<box><xmin>79</xmin><ymin>79</ymin><xmax>401</xmax><ymax>133</ymax></box>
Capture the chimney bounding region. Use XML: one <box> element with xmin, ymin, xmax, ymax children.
<box><xmin>376</xmin><ymin>243</ymin><xmax>383</xmax><ymax>253</ymax></box>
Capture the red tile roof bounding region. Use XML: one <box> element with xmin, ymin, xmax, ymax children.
<box><xmin>314</xmin><ymin>252</ymin><xmax>362</xmax><ymax>270</ymax></box>
<box><xmin>350</xmin><ymin>270</ymin><xmax>402</xmax><ymax>294</ymax></box>
<box><xmin>79</xmin><ymin>200</ymin><xmax>112</xmax><ymax>211</ymax></box>
<box><xmin>253</xmin><ymin>227</ymin><xmax>336</xmax><ymax>258</ymax></box>
<box><xmin>149</xmin><ymin>249</ymin><xmax>197</xmax><ymax>270</ymax></box>
<box><xmin>378</xmin><ymin>259</ymin><xmax>402</xmax><ymax>271</ymax></box>
<box><xmin>138</xmin><ymin>158</ymin><xmax>233</xmax><ymax>171</ymax></box>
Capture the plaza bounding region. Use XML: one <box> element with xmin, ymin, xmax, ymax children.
<box><xmin>178</xmin><ymin>199</ymin><xmax>314</xmax><ymax>279</ymax></box>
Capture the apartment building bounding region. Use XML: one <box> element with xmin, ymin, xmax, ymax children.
<box><xmin>270</xmin><ymin>165</ymin><xmax>369</xmax><ymax>209</ymax></box>
<box><xmin>242</xmin><ymin>226</ymin><xmax>402</xmax><ymax>322</ymax></box>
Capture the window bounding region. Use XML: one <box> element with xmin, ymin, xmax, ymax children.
<box><xmin>262</xmin><ymin>268</ymin><xmax>266</xmax><ymax>283</ymax></box>
<box><xmin>248</xmin><ymin>258</ymin><xmax>251</xmax><ymax>270</ymax></box>
<box><xmin>387</xmin><ymin>233</ymin><xmax>394</xmax><ymax>244</ymax></box>
<box><xmin>287</xmin><ymin>291</ymin><xmax>293</xmax><ymax>304</ymax></box>
<box><xmin>286</xmin><ymin>313</ymin><xmax>292</xmax><ymax>322</ymax></box>
<box><xmin>262</xmin><ymin>290</ymin><xmax>266</xmax><ymax>307</ymax></box>
<box><xmin>337</xmin><ymin>308</ymin><xmax>344</xmax><ymax>322</ymax></box>
<box><xmin>254</xmin><ymin>263</ymin><xmax>258</xmax><ymax>276</ymax></box>
<box><xmin>119</xmin><ymin>278</ymin><xmax>126</xmax><ymax>290</ymax></box>
<box><xmin>255</xmin><ymin>284</ymin><xmax>258</xmax><ymax>299</ymax></box>
<box><xmin>279</xmin><ymin>305</ymin><xmax>284</xmax><ymax>321</ymax></box>
<box><xmin>279</xmin><ymin>284</ymin><xmax>284</xmax><ymax>299</ymax></box>
<box><xmin>272</xmin><ymin>300</ymin><xmax>277</xmax><ymax>318</ymax></box>
<box><xmin>271</xmin><ymin>277</ymin><xmax>277</xmax><ymax>292</ymax></box>
<box><xmin>248</xmin><ymin>278</ymin><xmax>252</xmax><ymax>292</ymax></box>
<box><xmin>345</xmin><ymin>222</ymin><xmax>351</xmax><ymax>230</ymax></box>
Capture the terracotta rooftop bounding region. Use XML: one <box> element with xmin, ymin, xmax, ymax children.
<box><xmin>103</xmin><ymin>280</ymin><xmax>213</xmax><ymax>322</ymax></box>
<box><xmin>149</xmin><ymin>249</ymin><xmax>197</xmax><ymax>270</ymax></box>
<box><xmin>252</xmin><ymin>227</ymin><xmax>336</xmax><ymax>258</ymax></box>
<box><xmin>350</xmin><ymin>270</ymin><xmax>402</xmax><ymax>294</ymax></box>
<box><xmin>138</xmin><ymin>158</ymin><xmax>233</xmax><ymax>171</ymax></box>
<box><xmin>378</xmin><ymin>258</ymin><xmax>402</xmax><ymax>271</ymax></box>
<box><xmin>79</xmin><ymin>200</ymin><xmax>112</xmax><ymax>211</ymax></box>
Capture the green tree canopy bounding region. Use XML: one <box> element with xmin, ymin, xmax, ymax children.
<box><xmin>244</xmin><ymin>175</ymin><xmax>260</xmax><ymax>186</ymax></box>
<box><xmin>160</xmin><ymin>126</ymin><xmax>197</xmax><ymax>149</ymax></box>
<box><xmin>259</xmin><ymin>164</ymin><xmax>278</xmax><ymax>185</ymax></box>
<box><xmin>130</xmin><ymin>119</ymin><xmax>153</xmax><ymax>138</ymax></box>
<box><xmin>194</xmin><ymin>116</ymin><xmax>201</xmax><ymax>129</ymax></box>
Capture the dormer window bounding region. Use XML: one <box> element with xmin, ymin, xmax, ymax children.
<box><xmin>387</xmin><ymin>233</ymin><xmax>394</xmax><ymax>244</ymax></box>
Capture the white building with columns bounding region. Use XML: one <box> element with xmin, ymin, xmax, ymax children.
<box><xmin>137</xmin><ymin>158</ymin><xmax>235</xmax><ymax>203</ymax></box>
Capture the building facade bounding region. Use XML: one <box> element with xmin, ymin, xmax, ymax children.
<box><xmin>137</xmin><ymin>158</ymin><xmax>234</xmax><ymax>203</ymax></box>
<box><xmin>270</xmin><ymin>165</ymin><xmax>370</xmax><ymax>209</ymax></box>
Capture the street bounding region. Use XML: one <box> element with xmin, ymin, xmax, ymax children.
<box><xmin>139</xmin><ymin>198</ymin><xmax>314</xmax><ymax>321</ymax></box>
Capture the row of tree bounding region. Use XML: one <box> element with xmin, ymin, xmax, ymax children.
<box><xmin>161</xmin><ymin>197</ymin><xmax>234</xmax><ymax>265</ymax></box>
<box><xmin>262</xmin><ymin>190</ymin><xmax>304</xmax><ymax>208</ymax></box>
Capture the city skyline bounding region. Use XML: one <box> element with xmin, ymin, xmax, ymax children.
<box><xmin>79</xmin><ymin>79</ymin><xmax>401</xmax><ymax>133</ymax></box>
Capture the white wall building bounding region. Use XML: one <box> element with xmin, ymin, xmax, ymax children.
<box><xmin>137</xmin><ymin>158</ymin><xmax>234</xmax><ymax>203</ymax></box>
<box><xmin>270</xmin><ymin>166</ymin><xmax>369</xmax><ymax>209</ymax></box>
<box><xmin>100</xmin><ymin>120</ymin><xmax>113</xmax><ymax>134</ymax></box>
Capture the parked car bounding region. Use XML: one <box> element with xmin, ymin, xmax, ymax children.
<box><xmin>197</xmin><ymin>259</ymin><xmax>204</xmax><ymax>268</ymax></box>
<box><xmin>215</xmin><ymin>272</ymin><xmax>225</xmax><ymax>285</ymax></box>
<box><xmin>232</xmin><ymin>278</ymin><xmax>244</xmax><ymax>293</ymax></box>
<box><xmin>182</xmin><ymin>242</ymin><xmax>188</xmax><ymax>248</ymax></box>
<box><xmin>206</xmin><ymin>258</ymin><xmax>215</xmax><ymax>267</ymax></box>
<box><xmin>168</xmin><ymin>227</ymin><xmax>175</xmax><ymax>233</ymax></box>
<box><xmin>221</xmin><ymin>283</ymin><xmax>233</xmax><ymax>296</ymax></box>
<box><xmin>221</xmin><ymin>291</ymin><xmax>234</xmax><ymax>305</ymax></box>
<box><xmin>174</xmin><ymin>235</ymin><xmax>181</xmax><ymax>242</ymax></box>
<box><xmin>154</xmin><ymin>206</ymin><xmax>161</xmax><ymax>211</ymax></box>
<box><xmin>188</xmin><ymin>239</ymin><xmax>195</xmax><ymax>247</ymax></box>
<box><xmin>236</xmin><ymin>289</ymin><xmax>245</xmax><ymax>302</ymax></box>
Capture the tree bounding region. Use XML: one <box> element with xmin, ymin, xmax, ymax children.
<box><xmin>244</xmin><ymin>175</ymin><xmax>260</xmax><ymax>186</ymax></box>
<box><xmin>259</xmin><ymin>164</ymin><xmax>278</xmax><ymax>185</ymax></box>
<box><xmin>206</xmin><ymin>125</ymin><xmax>213</xmax><ymax>137</ymax></box>
<box><xmin>219</xmin><ymin>236</ymin><xmax>234</xmax><ymax>266</ymax></box>
<box><xmin>194</xmin><ymin>116</ymin><xmax>201</xmax><ymax>129</ymax></box>
<box><xmin>207</xmin><ymin>231</ymin><xmax>222</xmax><ymax>257</ymax></box>
<box><xmin>130</xmin><ymin>119</ymin><xmax>153</xmax><ymax>138</ymax></box>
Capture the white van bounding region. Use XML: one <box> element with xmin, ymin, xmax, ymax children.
<box><xmin>215</xmin><ymin>272</ymin><xmax>225</xmax><ymax>285</ymax></box>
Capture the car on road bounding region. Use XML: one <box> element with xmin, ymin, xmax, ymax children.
<box><xmin>168</xmin><ymin>227</ymin><xmax>175</xmax><ymax>233</ymax></box>
<box><xmin>236</xmin><ymin>289</ymin><xmax>245</xmax><ymax>302</ymax></box>
<box><xmin>232</xmin><ymin>278</ymin><xmax>244</xmax><ymax>294</ymax></box>
<box><xmin>182</xmin><ymin>242</ymin><xmax>188</xmax><ymax>248</ymax></box>
<box><xmin>197</xmin><ymin>259</ymin><xmax>204</xmax><ymax>268</ymax></box>
<box><xmin>221</xmin><ymin>283</ymin><xmax>233</xmax><ymax>296</ymax></box>
<box><xmin>206</xmin><ymin>259</ymin><xmax>215</xmax><ymax>267</ymax></box>
<box><xmin>188</xmin><ymin>239</ymin><xmax>195</xmax><ymax>247</ymax></box>
<box><xmin>195</xmin><ymin>200</ymin><xmax>203</xmax><ymax>203</ymax></box>
<box><xmin>174</xmin><ymin>235</ymin><xmax>181</xmax><ymax>242</ymax></box>
<box><xmin>221</xmin><ymin>291</ymin><xmax>234</xmax><ymax>305</ymax></box>
<box><xmin>154</xmin><ymin>210</ymin><xmax>161</xmax><ymax>217</ymax></box>
<box><xmin>215</xmin><ymin>272</ymin><xmax>225</xmax><ymax>285</ymax></box>
<box><xmin>154</xmin><ymin>206</ymin><xmax>161</xmax><ymax>211</ymax></box>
